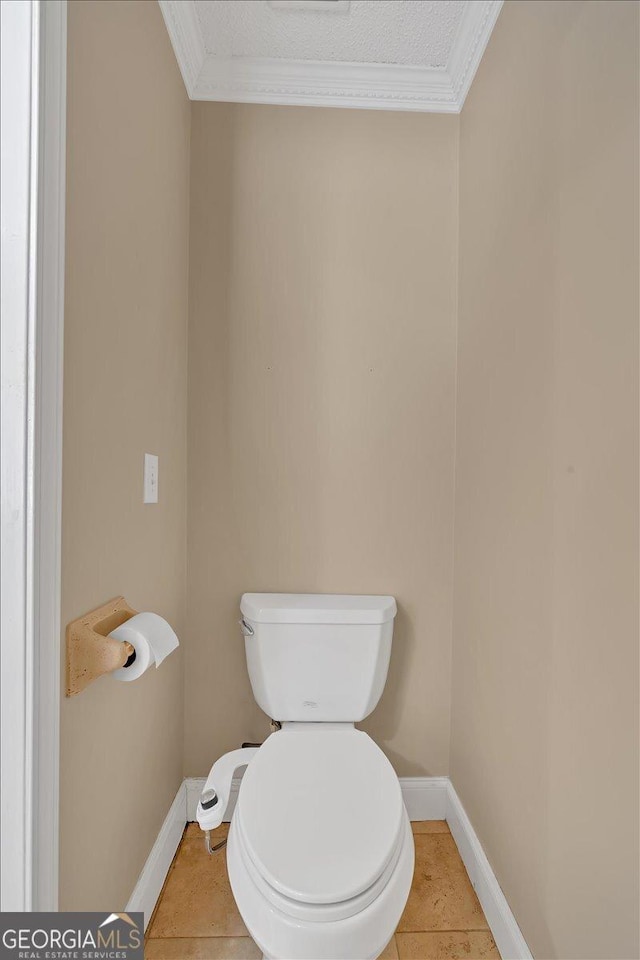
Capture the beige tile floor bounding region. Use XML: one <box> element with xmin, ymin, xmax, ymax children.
<box><xmin>146</xmin><ymin>821</ymin><xmax>500</xmax><ymax>960</ymax></box>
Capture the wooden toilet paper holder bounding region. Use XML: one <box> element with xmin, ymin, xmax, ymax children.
<box><xmin>66</xmin><ymin>596</ymin><xmax>138</xmax><ymax>697</ymax></box>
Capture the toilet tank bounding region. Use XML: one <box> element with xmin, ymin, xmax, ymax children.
<box><xmin>239</xmin><ymin>593</ymin><xmax>397</xmax><ymax>722</ymax></box>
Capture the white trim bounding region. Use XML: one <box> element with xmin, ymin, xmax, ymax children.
<box><xmin>0</xmin><ymin>0</ymin><xmax>39</xmax><ymax>910</ymax></box>
<box><xmin>446</xmin><ymin>783</ymin><xmax>533</xmax><ymax>960</ymax></box>
<box><xmin>398</xmin><ymin>776</ymin><xmax>449</xmax><ymax>820</ymax></box>
<box><xmin>187</xmin><ymin>776</ymin><xmax>448</xmax><ymax>820</ymax></box>
<box><xmin>126</xmin><ymin>782</ymin><xmax>187</xmax><ymax>931</ymax></box>
<box><xmin>31</xmin><ymin>0</ymin><xmax>66</xmax><ymax>912</ymax></box>
<box><xmin>0</xmin><ymin>0</ymin><xmax>66</xmax><ymax>912</ymax></box>
<box><xmin>185</xmin><ymin>776</ymin><xmax>449</xmax><ymax>823</ymax></box>
<box><xmin>158</xmin><ymin>0</ymin><xmax>206</xmax><ymax>98</ymax></box>
<box><xmin>185</xmin><ymin>776</ymin><xmax>206</xmax><ymax>822</ymax></box>
<box><xmin>194</xmin><ymin>57</ymin><xmax>460</xmax><ymax>113</ymax></box>
<box><xmin>448</xmin><ymin>0</ymin><xmax>504</xmax><ymax>107</ymax></box>
<box><xmin>158</xmin><ymin>0</ymin><xmax>502</xmax><ymax>113</ymax></box>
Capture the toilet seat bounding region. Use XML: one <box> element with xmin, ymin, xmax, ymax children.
<box><xmin>234</xmin><ymin>810</ymin><xmax>406</xmax><ymax>923</ymax></box>
<box><xmin>235</xmin><ymin>725</ymin><xmax>404</xmax><ymax>921</ymax></box>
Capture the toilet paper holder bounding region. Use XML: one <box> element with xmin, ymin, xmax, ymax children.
<box><xmin>65</xmin><ymin>596</ymin><xmax>138</xmax><ymax>697</ymax></box>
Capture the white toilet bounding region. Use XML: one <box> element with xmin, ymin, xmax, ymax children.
<box><xmin>197</xmin><ymin>593</ymin><xmax>414</xmax><ymax>960</ymax></box>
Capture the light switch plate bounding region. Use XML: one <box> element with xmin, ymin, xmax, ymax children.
<box><xmin>143</xmin><ymin>453</ymin><xmax>159</xmax><ymax>503</ymax></box>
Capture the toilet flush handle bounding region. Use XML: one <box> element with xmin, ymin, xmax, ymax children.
<box><xmin>238</xmin><ymin>619</ymin><xmax>254</xmax><ymax>637</ymax></box>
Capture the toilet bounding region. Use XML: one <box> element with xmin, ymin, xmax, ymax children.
<box><xmin>197</xmin><ymin>593</ymin><xmax>414</xmax><ymax>960</ymax></box>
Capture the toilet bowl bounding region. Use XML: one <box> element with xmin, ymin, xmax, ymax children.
<box><xmin>226</xmin><ymin>724</ymin><xmax>414</xmax><ymax>960</ymax></box>
<box><xmin>197</xmin><ymin>594</ymin><xmax>414</xmax><ymax>960</ymax></box>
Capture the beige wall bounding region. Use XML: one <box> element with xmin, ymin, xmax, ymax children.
<box><xmin>60</xmin><ymin>0</ymin><xmax>190</xmax><ymax>909</ymax></box>
<box><xmin>59</xmin><ymin>2</ymin><xmax>638</xmax><ymax>948</ymax></box>
<box><xmin>451</xmin><ymin>2</ymin><xmax>639</xmax><ymax>958</ymax></box>
<box><xmin>186</xmin><ymin>104</ymin><xmax>459</xmax><ymax>777</ymax></box>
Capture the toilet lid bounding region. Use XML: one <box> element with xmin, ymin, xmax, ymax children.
<box><xmin>236</xmin><ymin>727</ymin><xmax>404</xmax><ymax>906</ymax></box>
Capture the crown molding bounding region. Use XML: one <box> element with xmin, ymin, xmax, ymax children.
<box><xmin>158</xmin><ymin>0</ymin><xmax>206</xmax><ymax>98</ymax></box>
<box><xmin>194</xmin><ymin>57</ymin><xmax>459</xmax><ymax>112</ymax></box>
<box><xmin>159</xmin><ymin>0</ymin><xmax>503</xmax><ymax>113</ymax></box>
<box><xmin>449</xmin><ymin>0</ymin><xmax>504</xmax><ymax>105</ymax></box>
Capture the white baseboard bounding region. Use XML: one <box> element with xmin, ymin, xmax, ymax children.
<box><xmin>399</xmin><ymin>776</ymin><xmax>448</xmax><ymax>820</ymax></box>
<box><xmin>136</xmin><ymin>775</ymin><xmax>531</xmax><ymax>959</ymax></box>
<box><xmin>446</xmin><ymin>782</ymin><xmax>532</xmax><ymax>960</ymax></box>
<box><xmin>185</xmin><ymin>775</ymin><xmax>449</xmax><ymax>823</ymax></box>
<box><xmin>126</xmin><ymin>781</ymin><xmax>186</xmax><ymax>931</ymax></box>
<box><xmin>185</xmin><ymin>776</ymin><xmax>206</xmax><ymax>821</ymax></box>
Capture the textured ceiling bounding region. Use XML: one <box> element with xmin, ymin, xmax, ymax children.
<box><xmin>194</xmin><ymin>0</ymin><xmax>468</xmax><ymax>68</ymax></box>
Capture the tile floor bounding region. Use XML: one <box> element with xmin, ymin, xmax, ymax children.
<box><xmin>146</xmin><ymin>821</ymin><xmax>500</xmax><ymax>960</ymax></box>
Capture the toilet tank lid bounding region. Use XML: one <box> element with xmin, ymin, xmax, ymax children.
<box><xmin>240</xmin><ymin>593</ymin><xmax>397</xmax><ymax>625</ymax></box>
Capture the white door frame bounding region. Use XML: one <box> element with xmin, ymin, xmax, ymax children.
<box><xmin>1</xmin><ymin>0</ymin><xmax>66</xmax><ymax>912</ymax></box>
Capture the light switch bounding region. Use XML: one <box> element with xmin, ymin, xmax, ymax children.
<box><xmin>143</xmin><ymin>453</ymin><xmax>159</xmax><ymax>504</ymax></box>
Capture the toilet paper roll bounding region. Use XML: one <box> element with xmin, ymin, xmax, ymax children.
<box><xmin>109</xmin><ymin>612</ymin><xmax>179</xmax><ymax>682</ymax></box>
